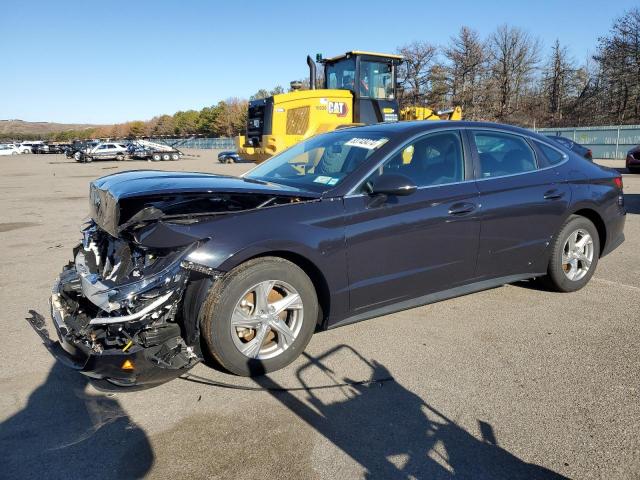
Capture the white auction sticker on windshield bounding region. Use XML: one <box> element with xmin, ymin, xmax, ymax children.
<box><xmin>344</xmin><ymin>137</ymin><xmax>388</xmax><ymax>150</ymax></box>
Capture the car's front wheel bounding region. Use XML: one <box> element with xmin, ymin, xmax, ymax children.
<box><xmin>200</xmin><ymin>257</ymin><xmax>318</xmax><ymax>376</ymax></box>
<box><xmin>543</xmin><ymin>215</ymin><xmax>600</xmax><ymax>292</ymax></box>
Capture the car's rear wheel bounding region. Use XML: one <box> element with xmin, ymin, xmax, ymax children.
<box><xmin>115</xmin><ymin>153</ymin><xmax>125</xmax><ymax>161</ymax></box>
<box><xmin>200</xmin><ymin>257</ymin><xmax>318</xmax><ymax>376</ymax></box>
<box><xmin>542</xmin><ymin>215</ymin><xmax>600</xmax><ymax>292</ymax></box>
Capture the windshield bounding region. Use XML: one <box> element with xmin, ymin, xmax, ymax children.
<box><xmin>245</xmin><ymin>131</ymin><xmax>389</xmax><ymax>192</ymax></box>
<box><xmin>326</xmin><ymin>58</ymin><xmax>356</xmax><ymax>91</ymax></box>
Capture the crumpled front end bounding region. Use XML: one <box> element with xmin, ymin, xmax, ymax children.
<box><xmin>32</xmin><ymin>223</ymin><xmax>211</xmax><ymax>389</ymax></box>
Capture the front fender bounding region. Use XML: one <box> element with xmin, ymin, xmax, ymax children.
<box><xmin>180</xmin><ymin>198</ymin><xmax>349</xmax><ymax>322</ymax></box>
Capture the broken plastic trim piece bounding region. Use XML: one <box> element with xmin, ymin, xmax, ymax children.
<box><xmin>89</xmin><ymin>290</ymin><xmax>174</xmax><ymax>325</ymax></box>
<box><xmin>180</xmin><ymin>261</ymin><xmax>222</xmax><ymax>277</ymax></box>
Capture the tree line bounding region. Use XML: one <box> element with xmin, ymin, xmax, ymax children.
<box><xmin>34</xmin><ymin>97</ymin><xmax>248</xmax><ymax>142</ymax></box>
<box><xmin>396</xmin><ymin>8</ymin><xmax>640</xmax><ymax>127</ymax></box>
<box><xmin>6</xmin><ymin>7</ymin><xmax>638</xmax><ymax>142</ymax></box>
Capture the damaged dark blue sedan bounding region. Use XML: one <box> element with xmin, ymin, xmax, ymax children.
<box><xmin>29</xmin><ymin>121</ymin><xmax>626</xmax><ymax>388</ymax></box>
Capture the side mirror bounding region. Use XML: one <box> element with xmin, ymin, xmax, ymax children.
<box><xmin>370</xmin><ymin>173</ymin><xmax>417</xmax><ymax>196</ymax></box>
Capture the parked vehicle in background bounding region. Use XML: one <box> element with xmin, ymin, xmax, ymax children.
<box><xmin>127</xmin><ymin>139</ymin><xmax>182</xmax><ymax>161</ymax></box>
<box><xmin>18</xmin><ymin>141</ymin><xmax>44</xmax><ymax>153</ymax></box>
<box><xmin>0</xmin><ymin>144</ymin><xmax>21</xmax><ymax>155</ymax></box>
<box><xmin>32</xmin><ymin>143</ymin><xmax>50</xmax><ymax>154</ymax></box>
<box><xmin>546</xmin><ymin>135</ymin><xmax>593</xmax><ymax>161</ymax></box>
<box><xmin>30</xmin><ymin>121</ymin><xmax>626</xmax><ymax>388</ymax></box>
<box><xmin>32</xmin><ymin>143</ymin><xmax>68</xmax><ymax>154</ymax></box>
<box><xmin>218</xmin><ymin>151</ymin><xmax>242</xmax><ymax>163</ymax></box>
<box><xmin>75</xmin><ymin>142</ymin><xmax>128</xmax><ymax>162</ymax></box>
<box><xmin>67</xmin><ymin>140</ymin><xmax>99</xmax><ymax>159</ymax></box>
<box><xmin>627</xmin><ymin>145</ymin><xmax>640</xmax><ymax>173</ymax></box>
<box><xmin>4</xmin><ymin>143</ymin><xmax>31</xmax><ymax>154</ymax></box>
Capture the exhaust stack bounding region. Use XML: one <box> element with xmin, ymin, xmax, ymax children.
<box><xmin>306</xmin><ymin>55</ymin><xmax>316</xmax><ymax>90</ymax></box>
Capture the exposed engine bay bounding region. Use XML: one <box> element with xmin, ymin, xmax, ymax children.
<box><xmin>51</xmin><ymin>224</ymin><xmax>201</xmax><ymax>386</ymax></box>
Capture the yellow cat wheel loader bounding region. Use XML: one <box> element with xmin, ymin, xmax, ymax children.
<box><xmin>236</xmin><ymin>51</ymin><xmax>461</xmax><ymax>163</ymax></box>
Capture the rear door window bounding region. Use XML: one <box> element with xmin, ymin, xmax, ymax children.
<box><xmin>472</xmin><ymin>131</ymin><xmax>537</xmax><ymax>178</ymax></box>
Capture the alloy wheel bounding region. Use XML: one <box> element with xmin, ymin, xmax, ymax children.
<box><xmin>562</xmin><ymin>228</ymin><xmax>594</xmax><ymax>281</ymax></box>
<box><xmin>230</xmin><ymin>280</ymin><xmax>304</xmax><ymax>360</ymax></box>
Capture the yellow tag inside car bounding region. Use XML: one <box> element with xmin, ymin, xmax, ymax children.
<box><xmin>402</xmin><ymin>145</ymin><xmax>414</xmax><ymax>164</ymax></box>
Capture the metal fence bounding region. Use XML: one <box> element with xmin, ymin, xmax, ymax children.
<box><xmin>148</xmin><ymin>137</ymin><xmax>236</xmax><ymax>150</ymax></box>
<box><xmin>535</xmin><ymin>125</ymin><xmax>640</xmax><ymax>159</ymax></box>
<box><xmin>148</xmin><ymin>127</ymin><xmax>640</xmax><ymax>157</ymax></box>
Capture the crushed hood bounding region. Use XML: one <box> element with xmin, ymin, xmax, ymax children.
<box><xmin>89</xmin><ymin>170</ymin><xmax>318</xmax><ymax>238</ymax></box>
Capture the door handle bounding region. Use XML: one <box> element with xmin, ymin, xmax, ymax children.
<box><xmin>543</xmin><ymin>189</ymin><xmax>565</xmax><ymax>200</ymax></box>
<box><xmin>448</xmin><ymin>202</ymin><xmax>476</xmax><ymax>215</ymax></box>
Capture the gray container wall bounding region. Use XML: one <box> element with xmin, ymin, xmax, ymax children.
<box><xmin>148</xmin><ymin>137</ymin><xmax>236</xmax><ymax>150</ymax></box>
<box><xmin>536</xmin><ymin>125</ymin><xmax>640</xmax><ymax>159</ymax></box>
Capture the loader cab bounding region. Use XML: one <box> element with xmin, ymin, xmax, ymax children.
<box><xmin>321</xmin><ymin>51</ymin><xmax>403</xmax><ymax>124</ymax></box>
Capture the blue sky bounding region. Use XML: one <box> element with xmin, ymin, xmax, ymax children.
<box><xmin>1</xmin><ymin>0</ymin><xmax>636</xmax><ymax>124</ymax></box>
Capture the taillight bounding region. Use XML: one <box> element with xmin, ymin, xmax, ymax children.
<box><xmin>614</xmin><ymin>177</ymin><xmax>623</xmax><ymax>190</ymax></box>
<box><xmin>614</xmin><ymin>176</ymin><xmax>624</xmax><ymax>207</ymax></box>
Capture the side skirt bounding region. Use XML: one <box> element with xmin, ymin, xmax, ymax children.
<box><xmin>328</xmin><ymin>273</ymin><xmax>544</xmax><ymax>330</ymax></box>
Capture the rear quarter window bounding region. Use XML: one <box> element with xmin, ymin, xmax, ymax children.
<box><xmin>534</xmin><ymin>141</ymin><xmax>566</xmax><ymax>166</ymax></box>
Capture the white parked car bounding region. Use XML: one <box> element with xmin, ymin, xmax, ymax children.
<box><xmin>0</xmin><ymin>144</ymin><xmax>21</xmax><ymax>156</ymax></box>
<box><xmin>75</xmin><ymin>142</ymin><xmax>128</xmax><ymax>162</ymax></box>
<box><xmin>6</xmin><ymin>143</ymin><xmax>33</xmax><ymax>154</ymax></box>
<box><xmin>18</xmin><ymin>141</ymin><xmax>44</xmax><ymax>153</ymax></box>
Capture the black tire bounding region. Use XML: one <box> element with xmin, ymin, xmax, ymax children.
<box><xmin>162</xmin><ymin>153</ymin><xmax>171</xmax><ymax>161</ymax></box>
<box><xmin>200</xmin><ymin>257</ymin><xmax>318</xmax><ymax>376</ymax></box>
<box><xmin>115</xmin><ymin>153</ymin><xmax>125</xmax><ymax>161</ymax></box>
<box><xmin>151</xmin><ymin>153</ymin><xmax>161</xmax><ymax>161</ymax></box>
<box><xmin>84</xmin><ymin>155</ymin><xmax>93</xmax><ymax>163</ymax></box>
<box><xmin>541</xmin><ymin>215</ymin><xmax>600</xmax><ymax>292</ymax></box>
<box><xmin>171</xmin><ymin>153</ymin><xmax>179</xmax><ymax>161</ymax></box>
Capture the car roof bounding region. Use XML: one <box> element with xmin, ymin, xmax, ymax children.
<box><xmin>336</xmin><ymin>120</ymin><xmax>543</xmax><ymax>139</ymax></box>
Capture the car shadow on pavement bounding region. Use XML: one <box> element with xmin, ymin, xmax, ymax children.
<box><xmin>250</xmin><ymin>345</ymin><xmax>567</xmax><ymax>479</ymax></box>
<box><xmin>623</xmin><ymin>193</ymin><xmax>640</xmax><ymax>214</ymax></box>
<box><xmin>0</xmin><ymin>360</ymin><xmax>153</xmax><ymax>480</ymax></box>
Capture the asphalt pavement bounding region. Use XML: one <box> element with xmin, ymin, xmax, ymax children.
<box><xmin>0</xmin><ymin>150</ymin><xmax>638</xmax><ymax>479</ymax></box>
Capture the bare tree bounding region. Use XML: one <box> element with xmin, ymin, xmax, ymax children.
<box><xmin>396</xmin><ymin>41</ymin><xmax>438</xmax><ymax>106</ymax></box>
<box><xmin>594</xmin><ymin>8</ymin><xmax>640</xmax><ymax>123</ymax></box>
<box><xmin>488</xmin><ymin>25</ymin><xmax>541</xmax><ymax>121</ymax></box>
<box><xmin>444</xmin><ymin>27</ymin><xmax>486</xmax><ymax>119</ymax></box>
<box><xmin>542</xmin><ymin>39</ymin><xmax>577</xmax><ymax>124</ymax></box>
